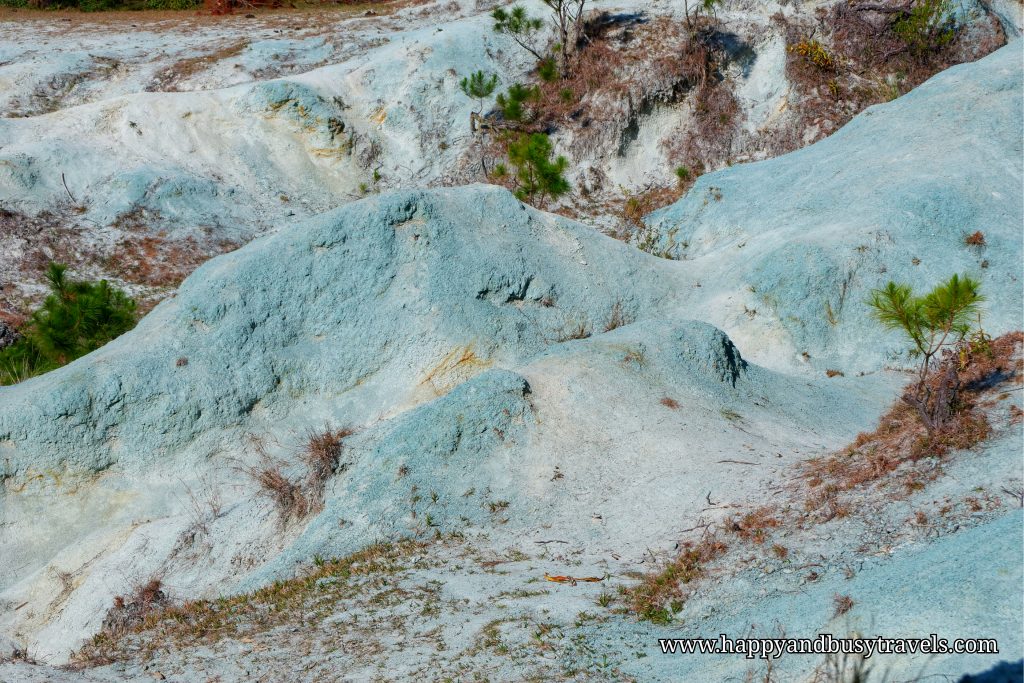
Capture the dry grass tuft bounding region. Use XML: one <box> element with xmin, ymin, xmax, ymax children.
<box><xmin>832</xmin><ymin>593</ymin><xmax>854</xmax><ymax>618</ymax></box>
<box><xmin>301</xmin><ymin>424</ymin><xmax>354</xmax><ymax>497</ymax></box>
<box><xmin>603</xmin><ymin>300</ymin><xmax>633</xmax><ymax>332</ymax></box>
<box><xmin>964</xmin><ymin>230</ymin><xmax>986</xmax><ymax>247</ymax></box>
<box><xmin>660</xmin><ymin>397</ymin><xmax>681</xmax><ymax>410</ymax></box>
<box><xmin>627</xmin><ymin>534</ymin><xmax>727</xmax><ymax>624</ymax></box>
<box><xmin>555</xmin><ymin>319</ymin><xmax>592</xmax><ymax>342</ymax></box>
<box><xmin>730</xmin><ymin>506</ymin><xmax>781</xmax><ymax>544</ymax></box>
<box><xmin>243</xmin><ymin>425</ymin><xmax>355</xmax><ymax>522</ymax></box>
<box><xmin>250</xmin><ymin>462</ymin><xmax>310</xmax><ymax>521</ymax></box>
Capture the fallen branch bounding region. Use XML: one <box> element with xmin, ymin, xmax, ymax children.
<box><xmin>544</xmin><ymin>573</ymin><xmax>604</xmax><ymax>586</ymax></box>
<box><xmin>678</xmin><ymin>520</ymin><xmax>712</xmax><ymax>534</ymax></box>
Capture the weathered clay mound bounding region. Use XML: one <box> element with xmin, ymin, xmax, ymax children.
<box><xmin>0</xmin><ymin>10</ymin><xmax>1020</xmax><ymax>683</ymax></box>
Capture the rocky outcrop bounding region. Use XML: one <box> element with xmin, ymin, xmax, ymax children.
<box><xmin>643</xmin><ymin>43</ymin><xmax>1023</xmax><ymax>372</ymax></box>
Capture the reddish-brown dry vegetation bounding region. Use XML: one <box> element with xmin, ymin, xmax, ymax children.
<box><xmin>110</xmin><ymin>234</ymin><xmax>239</xmax><ymax>288</ymax></box>
<box><xmin>627</xmin><ymin>533</ymin><xmax>728</xmax><ymax>624</ymax></box>
<box><xmin>832</xmin><ymin>593</ymin><xmax>854</xmax><ymax>618</ymax></box>
<box><xmin>302</xmin><ymin>425</ymin><xmax>354</xmax><ymax>497</ymax></box>
<box><xmin>803</xmin><ymin>332</ymin><xmax>1022</xmax><ymax>519</ymax></box>
<box><xmin>772</xmin><ymin>1</ymin><xmax>1006</xmax><ymax>156</ymax></box>
<box><xmin>629</xmin><ymin>331</ymin><xmax>1021</xmax><ymax>622</ymax></box>
<box><xmin>75</xmin><ymin>540</ymin><xmax>425</xmax><ymax>666</ymax></box>
<box><xmin>964</xmin><ymin>230</ymin><xmax>986</xmax><ymax>247</ymax></box>
<box><xmin>730</xmin><ymin>506</ymin><xmax>781</xmax><ymax>544</ymax></box>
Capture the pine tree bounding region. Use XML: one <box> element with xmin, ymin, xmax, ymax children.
<box><xmin>459</xmin><ymin>71</ymin><xmax>499</xmax><ymax>114</ymax></box>
<box><xmin>868</xmin><ymin>273</ymin><xmax>984</xmax><ymax>433</ymax></box>
<box><xmin>492</xmin><ymin>6</ymin><xmax>545</xmax><ymax>61</ymax></box>
<box><xmin>0</xmin><ymin>263</ymin><xmax>137</xmax><ymax>384</ymax></box>
<box><xmin>496</xmin><ymin>83</ymin><xmax>539</xmax><ymax>123</ymax></box>
<box><xmin>505</xmin><ymin>133</ymin><xmax>570</xmax><ymax>207</ymax></box>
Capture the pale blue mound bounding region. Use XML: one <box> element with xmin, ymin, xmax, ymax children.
<box><xmin>645</xmin><ymin>42</ymin><xmax>1023</xmax><ymax>372</ymax></box>
<box><xmin>0</xmin><ymin>186</ymin><xmax>680</xmax><ymax>480</ymax></box>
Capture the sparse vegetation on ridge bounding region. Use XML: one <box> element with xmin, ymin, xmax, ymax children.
<box><xmin>774</xmin><ymin>0</ymin><xmax>1005</xmax><ymax>157</ymax></box>
<box><xmin>76</xmin><ymin>540</ymin><xmax>428</xmax><ymax>666</ymax></box>
<box><xmin>627</xmin><ymin>329</ymin><xmax>1022</xmax><ymax>625</ymax></box>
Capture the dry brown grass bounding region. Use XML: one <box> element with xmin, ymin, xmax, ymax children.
<box><xmin>204</xmin><ymin>0</ymin><xmax>403</xmax><ymax>17</ymax></box>
<box><xmin>729</xmin><ymin>506</ymin><xmax>781</xmax><ymax>545</ymax></box>
<box><xmin>660</xmin><ymin>396</ymin><xmax>680</xmax><ymax>410</ymax></box>
<box><xmin>555</xmin><ymin>319</ymin><xmax>592</xmax><ymax>342</ymax></box>
<box><xmin>664</xmin><ymin>75</ymin><xmax>741</xmax><ymax>171</ymax></box>
<box><xmin>243</xmin><ymin>425</ymin><xmax>355</xmax><ymax>521</ymax></box>
<box><xmin>602</xmin><ymin>300</ymin><xmax>632</xmax><ymax>332</ymax></box>
<box><xmin>109</xmin><ymin>234</ymin><xmax>239</xmax><ymax>288</ymax></box>
<box><xmin>613</xmin><ymin>184</ymin><xmax>684</xmax><ymax>232</ymax></box>
<box><xmin>148</xmin><ymin>39</ymin><xmax>251</xmax><ymax>90</ymax></box>
<box><xmin>86</xmin><ymin>578</ymin><xmax>170</xmax><ymax>664</ymax></box>
<box><xmin>964</xmin><ymin>230</ymin><xmax>986</xmax><ymax>247</ymax></box>
<box><xmin>831</xmin><ymin>593</ymin><xmax>854</xmax><ymax>618</ymax></box>
<box><xmin>627</xmin><ymin>533</ymin><xmax>727</xmax><ymax>624</ymax></box>
<box><xmin>74</xmin><ymin>540</ymin><xmax>425</xmax><ymax>666</ymax></box>
<box><xmin>768</xmin><ymin>3</ymin><xmax>1006</xmax><ymax>157</ymax></box>
<box><xmin>0</xmin><ymin>0</ymin><xmax>414</xmax><ymax>23</ymax></box>
<box><xmin>250</xmin><ymin>462</ymin><xmax>310</xmax><ymax>521</ymax></box>
<box><xmin>301</xmin><ymin>424</ymin><xmax>354</xmax><ymax>497</ymax></box>
<box><xmin>802</xmin><ymin>332</ymin><xmax>1022</xmax><ymax>521</ymax></box>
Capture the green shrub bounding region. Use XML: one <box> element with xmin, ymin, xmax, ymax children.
<box><xmin>0</xmin><ymin>263</ymin><xmax>137</xmax><ymax>385</ymax></box>
<box><xmin>538</xmin><ymin>58</ymin><xmax>558</xmax><ymax>83</ymax></box>
<box><xmin>893</xmin><ymin>0</ymin><xmax>957</xmax><ymax>58</ymax></box>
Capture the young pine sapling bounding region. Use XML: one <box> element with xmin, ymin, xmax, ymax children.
<box><xmin>867</xmin><ymin>273</ymin><xmax>984</xmax><ymax>434</ymax></box>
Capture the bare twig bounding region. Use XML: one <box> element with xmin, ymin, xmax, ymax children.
<box><xmin>61</xmin><ymin>173</ymin><xmax>76</xmax><ymax>204</ymax></box>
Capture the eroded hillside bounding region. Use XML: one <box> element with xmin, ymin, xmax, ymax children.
<box><xmin>0</xmin><ymin>0</ymin><xmax>1018</xmax><ymax>324</ymax></box>
<box><xmin>0</xmin><ymin>31</ymin><xmax>1021</xmax><ymax>681</ymax></box>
